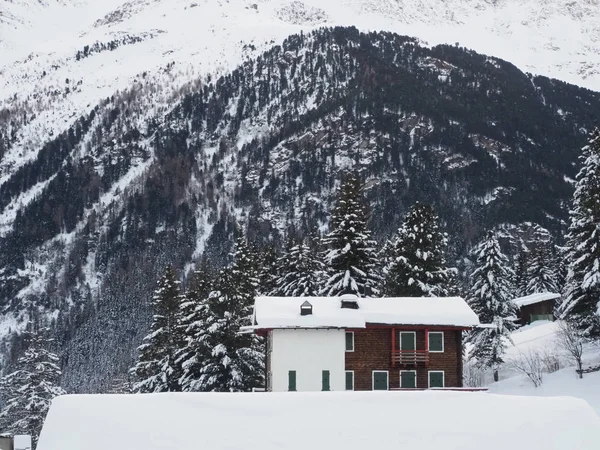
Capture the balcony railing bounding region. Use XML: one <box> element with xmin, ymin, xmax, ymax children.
<box><xmin>391</xmin><ymin>350</ymin><xmax>429</xmax><ymax>367</ymax></box>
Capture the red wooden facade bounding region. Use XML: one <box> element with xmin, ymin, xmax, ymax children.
<box><xmin>345</xmin><ymin>325</ymin><xmax>467</xmax><ymax>390</ymax></box>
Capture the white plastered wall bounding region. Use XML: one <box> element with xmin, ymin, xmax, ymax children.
<box><xmin>270</xmin><ymin>329</ymin><xmax>345</xmax><ymax>392</ymax></box>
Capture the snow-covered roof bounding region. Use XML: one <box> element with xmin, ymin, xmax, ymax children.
<box><xmin>512</xmin><ymin>292</ymin><xmax>561</xmax><ymax>308</ymax></box>
<box><xmin>38</xmin><ymin>392</ymin><xmax>600</xmax><ymax>450</ymax></box>
<box><xmin>251</xmin><ymin>295</ymin><xmax>480</xmax><ymax>329</ymax></box>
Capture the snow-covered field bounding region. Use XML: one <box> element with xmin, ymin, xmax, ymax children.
<box><xmin>36</xmin><ymin>320</ymin><xmax>600</xmax><ymax>449</ymax></box>
<box><xmin>490</xmin><ymin>366</ymin><xmax>600</xmax><ymax>416</ymax></box>
<box><xmin>478</xmin><ymin>320</ymin><xmax>600</xmax><ymax>415</ymax></box>
<box><xmin>38</xmin><ymin>390</ymin><xmax>600</xmax><ymax>450</ymax></box>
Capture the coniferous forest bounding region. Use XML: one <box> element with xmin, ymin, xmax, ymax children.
<box><xmin>0</xmin><ymin>27</ymin><xmax>599</xmax><ymax>409</ymax></box>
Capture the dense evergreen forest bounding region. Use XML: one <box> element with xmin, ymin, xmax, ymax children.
<box><xmin>0</xmin><ymin>26</ymin><xmax>599</xmax><ymax>392</ymax></box>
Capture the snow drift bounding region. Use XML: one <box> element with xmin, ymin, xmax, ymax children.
<box><xmin>38</xmin><ymin>391</ymin><xmax>600</xmax><ymax>450</ymax></box>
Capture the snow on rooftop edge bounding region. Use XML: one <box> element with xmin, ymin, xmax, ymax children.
<box><xmin>38</xmin><ymin>392</ymin><xmax>600</xmax><ymax>450</ymax></box>
<box><xmin>512</xmin><ymin>292</ymin><xmax>561</xmax><ymax>308</ymax></box>
<box><xmin>252</xmin><ymin>296</ymin><xmax>480</xmax><ymax>329</ymax></box>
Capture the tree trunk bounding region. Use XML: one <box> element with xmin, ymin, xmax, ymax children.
<box><xmin>493</xmin><ymin>369</ymin><xmax>499</xmax><ymax>382</ymax></box>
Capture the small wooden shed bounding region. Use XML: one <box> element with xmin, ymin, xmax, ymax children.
<box><xmin>512</xmin><ymin>292</ymin><xmax>560</xmax><ymax>325</ymax></box>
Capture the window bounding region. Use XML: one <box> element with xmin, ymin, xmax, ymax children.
<box><xmin>400</xmin><ymin>332</ymin><xmax>416</xmax><ymax>350</ymax></box>
<box><xmin>428</xmin><ymin>371</ymin><xmax>444</xmax><ymax>388</ymax></box>
<box><xmin>400</xmin><ymin>370</ymin><xmax>417</xmax><ymax>389</ymax></box>
<box><xmin>322</xmin><ymin>370</ymin><xmax>330</xmax><ymax>391</ymax></box>
<box><xmin>345</xmin><ymin>331</ymin><xmax>354</xmax><ymax>352</ymax></box>
<box><xmin>345</xmin><ymin>371</ymin><xmax>354</xmax><ymax>390</ymax></box>
<box><xmin>531</xmin><ymin>314</ymin><xmax>553</xmax><ymax>322</ymax></box>
<box><xmin>288</xmin><ymin>370</ymin><xmax>296</xmax><ymax>391</ymax></box>
<box><xmin>372</xmin><ymin>371</ymin><xmax>389</xmax><ymax>391</ymax></box>
<box><xmin>428</xmin><ymin>332</ymin><xmax>444</xmax><ymax>353</ymax></box>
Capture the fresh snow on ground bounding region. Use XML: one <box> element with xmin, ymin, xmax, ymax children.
<box><xmin>473</xmin><ymin>320</ymin><xmax>600</xmax><ymax>415</ymax></box>
<box><xmin>506</xmin><ymin>320</ymin><xmax>562</xmax><ymax>355</ymax></box>
<box><xmin>489</xmin><ymin>366</ymin><xmax>600</xmax><ymax>416</ymax></box>
<box><xmin>38</xmin><ymin>391</ymin><xmax>600</xmax><ymax>450</ymax></box>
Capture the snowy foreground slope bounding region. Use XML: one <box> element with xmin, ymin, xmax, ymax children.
<box><xmin>490</xmin><ymin>366</ymin><xmax>600</xmax><ymax>416</ymax></box>
<box><xmin>487</xmin><ymin>320</ymin><xmax>600</xmax><ymax>415</ymax></box>
<box><xmin>37</xmin><ymin>391</ymin><xmax>600</xmax><ymax>450</ymax></box>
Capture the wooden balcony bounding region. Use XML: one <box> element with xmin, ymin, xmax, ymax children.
<box><xmin>391</xmin><ymin>350</ymin><xmax>429</xmax><ymax>367</ymax></box>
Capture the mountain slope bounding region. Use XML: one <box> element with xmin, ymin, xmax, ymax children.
<box><xmin>1</xmin><ymin>0</ymin><xmax>599</xmax><ymax>203</ymax></box>
<box><xmin>0</xmin><ymin>27</ymin><xmax>598</xmax><ymax>391</ymax></box>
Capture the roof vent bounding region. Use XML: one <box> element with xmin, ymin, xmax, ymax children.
<box><xmin>341</xmin><ymin>299</ymin><xmax>359</xmax><ymax>310</ymax></box>
<box><xmin>300</xmin><ymin>300</ymin><xmax>313</xmax><ymax>316</ymax></box>
<box><xmin>340</xmin><ymin>293</ymin><xmax>359</xmax><ymax>309</ymax></box>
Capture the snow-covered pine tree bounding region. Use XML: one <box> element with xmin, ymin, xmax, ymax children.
<box><xmin>196</xmin><ymin>236</ymin><xmax>264</xmax><ymax>391</ymax></box>
<box><xmin>561</xmin><ymin>127</ymin><xmax>600</xmax><ymax>340</ymax></box>
<box><xmin>554</xmin><ymin>244</ymin><xmax>568</xmax><ymax>294</ymax></box>
<box><xmin>467</xmin><ymin>231</ymin><xmax>518</xmax><ymax>382</ymax></box>
<box><xmin>384</xmin><ymin>202</ymin><xmax>455</xmax><ymax>297</ymax></box>
<box><xmin>514</xmin><ymin>246</ymin><xmax>529</xmax><ymax>297</ymax></box>
<box><xmin>275</xmin><ymin>236</ymin><xmax>325</xmax><ymax>297</ymax></box>
<box><xmin>177</xmin><ymin>261</ymin><xmax>214</xmax><ymax>392</ymax></box>
<box><xmin>106</xmin><ymin>374</ymin><xmax>134</xmax><ymax>394</ymax></box>
<box><xmin>130</xmin><ymin>265</ymin><xmax>184</xmax><ymax>393</ymax></box>
<box><xmin>321</xmin><ymin>173</ymin><xmax>381</xmax><ymax>297</ymax></box>
<box><xmin>269</xmin><ymin>236</ymin><xmax>296</xmax><ymax>296</ymax></box>
<box><xmin>526</xmin><ymin>242</ymin><xmax>559</xmax><ymax>295</ymax></box>
<box><xmin>256</xmin><ymin>244</ymin><xmax>279</xmax><ymax>296</ymax></box>
<box><xmin>0</xmin><ymin>328</ymin><xmax>65</xmax><ymax>448</ymax></box>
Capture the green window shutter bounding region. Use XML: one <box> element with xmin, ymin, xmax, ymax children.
<box><xmin>345</xmin><ymin>371</ymin><xmax>354</xmax><ymax>390</ymax></box>
<box><xmin>401</xmin><ymin>371</ymin><xmax>416</xmax><ymax>388</ymax></box>
<box><xmin>429</xmin><ymin>332</ymin><xmax>444</xmax><ymax>352</ymax></box>
<box><xmin>429</xmin><ymin>371</ymin><xmax>444</xmax><ymax>388</ymax></box>
<box><xmin>345</xmin><ymin>332</ymin><xmax>354</xmax><ymax>351</ymax></box>
<box><xmin>373</xmin><ymin>371</ymin><xmax>388</xmax><ymax>390</ymax></box>
<box><xmin>322</xmin><ymin>370</ymin><xmax>330</xmax><ymax>391</ymax></box>
<box><xmin>288</xmin><ymin>371</ymin><xmax>296</xmax><ymax>391</ymax></box>
<box><xmin>400</xmin><ymin>333</ymin><xmax>415</xmax><ymax>350</ymax></box>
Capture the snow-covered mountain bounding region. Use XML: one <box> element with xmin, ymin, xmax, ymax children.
<box><xmin>1</xmin><ymin>0</ymin><xmax>598</xmax><ymax>239</ymax></box>
<box><xmin>1</xmin><ymin>0</ymin><xmax>599</xmax><ymax>392</ymax></box>
<box><xmin>2</xmin><ymin>0</ymin><xmax>600</xmax><ymax>172</ymax></box>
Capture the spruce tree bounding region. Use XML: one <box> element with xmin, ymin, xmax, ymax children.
<box><xmin>514</xmin><ymin>246</ymin><xmax>529</xmax><ymax>297</ymax></box>
<box><xmin>269</xmin><ymin>236</ymin><xmax>296</xmax><ymax>296</ymax></box>
<box><xmin>275</xmin><ymin>237</ymin><xmax>325</xmax><ymax>297</ymax></box>
<box><xmin>321</xmin><ymin>173</ymin><xmax>381</xmax><ymax>297</ymax></box>
<box><xmin>554</xmin><ymin>244</ymin><xmax>568</xmax><ymax>294</ymax></box>
<box><xmin>177</xmin><ymin>262</ymin><xmax>214</xmax><ymax>392</ymax></box>
<box><xmin>526</xmin><ymin>243</ymin><xmax>559</xmax><ymax>295</ymax></box>
<box><xmin>197</xmin><ymin>236</ymin><xmax>264</xmax><ymax>391</ymax></box>
<box><xmin>384</xmin><ymin>202</ymin><xmax>454</xmax><ymax>297</ymax></box>
<box><xmin>0</xmin><ymin>328</ymin><xmax>66</xmax><ymax>448</ymax></box>
<box><xmin>256</xmin><ymin>244</ymin><xmax>279</xmax><ymax>296</ymax></box>
<box><xmin>107</xmin><ymin>375</ymin><xmax>134</xmax><ymax>394</ymax></box>
<box><xmin>467</xmin><ymin>231</ymin><xmax>517</xmax><ymax>381</ymax></box>
<box><xmin>130</xmin><ymin>265</ymin><xmax>184</xmax><ymax>393</ymax></box>
<box><xmin>561</xmin><ymin>128</ymin><xmax>600</xmax><ymax>340</ymax></box>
